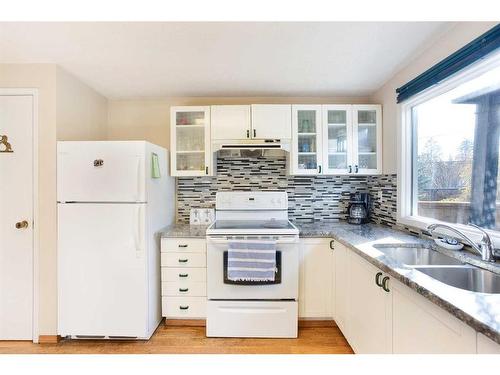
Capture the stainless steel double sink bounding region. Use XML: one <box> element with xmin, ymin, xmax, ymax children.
<box><xmin>373</xmin><ymin>244</ymin><xmax>500</xmax><ymax>294</ymax></box>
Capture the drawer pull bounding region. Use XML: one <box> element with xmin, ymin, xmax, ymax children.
<box><xmin>179</xmin><ymin>273</ymin><xmax>189</xmax><ymax>278</ymax></box>
<box><xmin>179</xmin><ymin>305</ymin><xmax>189</xmax><ymax>310</ymax></box>
<box><xmin>179</xmin><ymin>288</ymin><xmax>189</xmax><ymax>292</ymax></box>
<box><xmin>178</xmin><ymin>258</ymin><xmax>189</xmax><ymax>263</ymax></box>
<box><xmin>178</xmin><ymin>244</ymin><xmax>188</xmax><ymax>248</ymax></box>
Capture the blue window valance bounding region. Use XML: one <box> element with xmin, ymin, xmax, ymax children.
<box><xmin>396</xmin><ymin>24</ymin><xmax>500</xmax><ymax>103</ymax></box>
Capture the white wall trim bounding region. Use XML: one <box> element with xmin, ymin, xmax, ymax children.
<box><xmin>397</xmin><ymin>50</ymin><xmax>500</xmax><ymax>245</ymax></box>
<box><xmin>0</xmin><ymin>88</ymin><xmax>39</xmax><ymax>343</ymax></box>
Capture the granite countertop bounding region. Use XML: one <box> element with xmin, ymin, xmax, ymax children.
<box><xmin>160</xmin><ymin>223</ymin><xmax>209</xmax><ymax>238</ymax></box>
<box><xmin>160</xmin><ymin>220</ymin><xmax>500</xmax><ymax>343</ymax></box>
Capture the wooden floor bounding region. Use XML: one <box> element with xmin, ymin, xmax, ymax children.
<box><xmin>0</xmin><ymin>324</ymin><xmax>353</xmax><ymax>354</ymax></box>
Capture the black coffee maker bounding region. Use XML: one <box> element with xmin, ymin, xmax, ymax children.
<box><xmin>347</xmin><ymin>192</ymin><xmax>371</xmax><ymax>225</ymax></box>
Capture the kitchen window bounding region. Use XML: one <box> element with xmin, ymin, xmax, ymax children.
<box><xmin>399</xmin><ymin>50</ymin><xmax>500</xmax><ymax>235</ymax></box>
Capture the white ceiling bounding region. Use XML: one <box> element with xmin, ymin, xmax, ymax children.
<box><xmin>0</xmin><ymin>22</ymin><xmax>451</xmax><ymax>98</ymax></box>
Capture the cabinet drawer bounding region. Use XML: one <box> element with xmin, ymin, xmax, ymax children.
<box><xmin>161</xmin><ymin>267</ymin><xmax>207</xmax><ymax>282</ymax></box>
<box><xmin>162</xmin><ymin>297</ymin><xmax>207</xmax><ymax>318</ymax></box>
<box><xmin>161</xmin><ymin>252</ymin><xmax>206</xmax><ymax>267</ymax></box>
<box><xmin>162</xmin><ymin>281</ymin><xmax>206</xmax><ymax>297</ymax></box>
<box><xmin>161</xmin><ymin>238</ymin><xmax>206</xmax><ymax>253</ymax></box>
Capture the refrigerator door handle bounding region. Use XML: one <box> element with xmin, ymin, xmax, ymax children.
<box><xmin>135</xmin><ymin>205</ymin><xmax>144</xmax><ymax>258</ymax></box>
<box><xmin>136</xmin><ymin>157</ymin><xmax>142</xmax><ymax>202</ymax></box>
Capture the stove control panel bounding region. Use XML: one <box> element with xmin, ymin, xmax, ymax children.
<box><xmin>216</xmin><ymin>191</ymin><xmax>288</xmax><ymax>210</ymax></box>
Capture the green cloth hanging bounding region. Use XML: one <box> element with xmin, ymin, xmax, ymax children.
<box><xmin>151</xmin><ymin>153</ymin><xmax>161</xmax><ymax>178</ymax></box>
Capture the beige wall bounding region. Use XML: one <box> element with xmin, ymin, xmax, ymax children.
<box><xmin>0</xmin><ymin>64</ymin><xmax>107</xmax><ymax>336</ymax></box>
<box><xmin>56</xmin><ymin>67</ymin><xmax>108</xmax><ymax>141</ymax></box>
<box><xmin>370</xmin><ymin>21</ymin><xmax>498</xmax><ymax>174</ymax></box>
<box><xmin>107</xmin><ymin>96</ymin><xmax>374</xmax><ymax>149</ymax></box>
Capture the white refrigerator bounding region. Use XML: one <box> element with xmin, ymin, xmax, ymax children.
<box><xmin>57</xmin><ymin>141</ymin><xmax>174</xmax><ymax>339</ymax></box>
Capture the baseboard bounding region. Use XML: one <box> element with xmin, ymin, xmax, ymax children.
<box><xmin>165</xmin><ymin>319</ymin><xmax>206</xmax><ymax>327</ymax></box>
<box><xmin>298</xmin><ymin>319</ymin><xmax>336</xmax><ymax>328</ymax></box>
<box><xmin>39</xmin><ymin>335</ymin><xmax>60</xmax><ymax>344</ymax></box>
<box><xmin>164</xmin><ymin>319</ymin><xmax>336</xmax><ymax>328</ymax></box>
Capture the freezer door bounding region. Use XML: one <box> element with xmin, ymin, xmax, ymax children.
<box><xmin>58</xmin><ymin>203</ymin><xmax>148</xmax><ymax>338</ymax></box>
<box><xmin>57</xmin><ymin>141</ymin><xmax>146</xmax><ymax>202</ymax></box>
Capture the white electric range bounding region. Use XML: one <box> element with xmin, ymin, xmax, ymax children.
<box><xmin>206</xmin><ymin>191</ymin><xmax>299</xmax><ymax>338</ymax></box>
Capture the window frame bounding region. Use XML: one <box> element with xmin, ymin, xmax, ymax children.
<box><xmin>398</xmin><ymin>50</ymin><xmax>500</xmax><ymax>244</ymax></box>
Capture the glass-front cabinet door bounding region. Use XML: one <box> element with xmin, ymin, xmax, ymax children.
<box><xmin>291</xmin><ymin>105</ymin><xmax>322</xmax><ymax>175</ymax></box>
<box><xmin>322</xmin><ymin>105</ymin><xmax>353</xmax><ymax>174</ymax></box>
<box><xmin>352</xmin><ymin>105</ymin><xmax>382</xmax><ymax>174</ymax></box>
<box><xmin>170</xmin><ymin>106</ymin><xmax>212</xmax><ymax>176</ymax></box>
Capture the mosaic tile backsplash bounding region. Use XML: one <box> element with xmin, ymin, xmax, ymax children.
<box><xmin>176</xmin><ymin>155</ymin><xmax>398</xmax><ymax>226</ymax></box>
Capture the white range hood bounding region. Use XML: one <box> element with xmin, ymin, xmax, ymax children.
<box><xmin>212</xmin><ymin>138</ymin><xmax>291</xmax><ymax>152</ymax></box>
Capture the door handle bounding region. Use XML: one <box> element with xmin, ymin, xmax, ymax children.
<box><xmin>318</xmin><ymin>165</ymin><xmax>322</xmax><ymax>174</ymax></box>
<box><xmin>348</xmin><ymin>165</ymin><xmax>352</xmax><ymax>173</ymax></box>
<box><xmin>253</xmin><ymin>129</ymin><xmax>256</xmax><ymax>138</ymax></box>
<box><xmin>382</xmin><ymin>276</ymin><xmax>390</xmax><ymax>292</ymax></box>
<box><xmin>354</xmin><ymin>165</ymin><xmax>359</xmax><ymax>173</ymax></box>
<box><xmin>375</xmin><ymin>272</ymin><xmax>383</xmax><ymax>287</ymax></box>
<box><xmin>329</xmin><ymin>240</ymin><xmax>335</xmax><ymax>250</ymax></box>
<box><xmin>246</xmin><ymin>129</ymin><xmax>250</xmax><ymax>138</ymax></box>
<box><xmin>15</xmin><ymin>220</ymin><xmax>29</xmax><ymax>229</ymax></box>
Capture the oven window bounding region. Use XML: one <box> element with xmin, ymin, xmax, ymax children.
<box><xmin>223</xmin><ymin>251</ymin><xmax>282</xmax><ymax>285</ymax></box>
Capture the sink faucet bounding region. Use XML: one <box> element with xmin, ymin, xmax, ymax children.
<box><xmin>427</xmin><ymin>223</ymin><xmax>496</xmax><ymax>262</ymax></box>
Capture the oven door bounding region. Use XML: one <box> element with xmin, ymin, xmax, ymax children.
<box><xmin>206</xmin><ymin>235</ymin><xmax>299</xmax><ymax>300</ymax></box>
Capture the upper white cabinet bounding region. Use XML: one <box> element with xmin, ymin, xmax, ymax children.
<box><xmin>211</xmin><ymin>105</ymin><xmax>251</xmax><ymax>140</ymax></box>
<box><xmin>251</xmin><ymin>104</ymin><xmax>292</xmax><ymax>139</ymax></box>
<box><xmin>170</xmin><ymin>106</ymin><xmax>213</xmax><ymax>176</ymax></box>
<box><xmin>292</xmin><ymin>104</ymin><xmax>382</xmax><ymax>175</ymax></box>
<box><xmin>352</xmin><ymin>105</ymin><xmax>382</xmax><ymax>174</ymax></box>
<box><xmin>322</xmin><ymin>105</ymin><xmax>353</xmax><ymax>174</ymax></box>
<box><xmin>292</xmin><ymin>105</ymin><xmax>322</xmax><ymax>175</ymax></box>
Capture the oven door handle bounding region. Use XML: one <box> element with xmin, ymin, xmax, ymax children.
<box><xmin>206</xmin><ymin>236</ymin><xmax>298</xmax><ymax>244</ymax></box>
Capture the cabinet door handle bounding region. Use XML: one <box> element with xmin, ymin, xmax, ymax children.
<box><xmin>382</xmin><ymin>276</ymin><xmax>390</xmax><ymax>292</ymax></box>
<box><xmin>329</xmin><ymin>240</ymin><xmax>335</xmax><ymax>250</ymax></box>
<box><xmin>178</xmin><ymin>273</ymin><xmax>189</xmax><ymax>278</ymax></box>
<box><xmin>375</xmin><ymin>272</ymin><xmax>383</xmax><ymax>287</ymax></box>
<box><xmin>246</xmin><ymin>129</ymin><xmax>250</xmax><ymax>138</ymax></box>
<box><xmin>318</xmin><ymin>165</ymin><xmax>322</xmax><ymax>174</ymax></box>
<box><xmin>355</xmin><ymin>165</ymin><xmax>359</xmax><ymax>173</ymax></box>
<box><xmin>348</xmin><ymin>165</ymin><xmax>352</xmax><ymax>173</ymax></box>
<box><xmin>253</xmin><ymin>129</ymin><xmax>256</xmax><ymax>138</ymax></box>
<box><xmin>205</xmin><ymin>166</ymin><xmax>209</xmax><ymax>175</ymax></box>
<box><xmin>179</xmin><ymin>305</ymin><xmax>189</xmax><ymax>310</ymax></box>
<box><xmin>178</xmin><ymin>258</ymin><xmax>189</xmax><ymax>263</ymax></box>
<box><xmin>179</xmin><ymin>288</ymin><xmax>189</xmax><ymax>292</ymax></box>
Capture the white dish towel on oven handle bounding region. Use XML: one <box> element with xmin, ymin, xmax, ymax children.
<box><xmin>227</xmin><ymin>240</ymin><xmax>277</xmax><ymax>282</ymax></box>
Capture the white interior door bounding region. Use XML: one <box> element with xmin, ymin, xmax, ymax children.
<box><xmin>58</xmin><ymin>203</ymin><xmax>148</xmax><ymax>338</ymax></box>
<box><xmin>0</xmin><ymin>94</ymin><xmax>34</xmax><ymax>340</ymax></box>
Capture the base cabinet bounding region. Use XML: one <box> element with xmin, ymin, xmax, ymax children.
<box><xmin>334</xmin><ymin>241</ymin><xmax>350</xmax><ymax>337</ymax></box>
<box><xmin>299</xmin><ymin>239</ymin><xmax>334</xmax><ymax>318</ymax></box>
<box><xmin>391</xmin><ymin>279</ymin><xmax>476</xmax><ymax>353</ymax></box>
<box><xmin>332</xmin><ymin>240</ymin><xmax>499</xmax><ymax>354</ymax></box>
<box><xmin>477</xmin><ymin>333</ymin><xmax>500</xmax><ymax>354</ymax></box>
<box><xmin>349</xmin><ymin>251</ymin><xmax>392</xmax><ymax>354</ymax></box>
